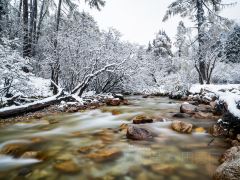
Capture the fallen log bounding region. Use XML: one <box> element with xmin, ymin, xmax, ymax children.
<box><xmin>0</xmin><ymin>90</ymin><xmax>66</xmax><ymax>119</ymax></box>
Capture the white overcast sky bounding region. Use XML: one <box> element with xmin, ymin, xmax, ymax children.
<box><xmin>82</xmin><ymin>0</ymin><xmax>240</xmax><ymax>45</ymax></box>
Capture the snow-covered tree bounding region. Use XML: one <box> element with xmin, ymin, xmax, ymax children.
<box><xmin>224</xmin><ymin>24</ymin><xmax>240</xmax><ymax>63</ymax></box>
<box><xmin>163</xmin><ymin>0</ymin><xmax>235</xmax><ymax>84</ymax></box>
<box><xmin>174</xmin><ymin>21</ymin><xmax>189</xmax><ymax>58</ymax></box>
<box><xmin>153</xmin><ymin>30</ymin><xmax>173</xmax><ymax>58</ymax></box>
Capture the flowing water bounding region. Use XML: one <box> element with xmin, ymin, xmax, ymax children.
<box><xmin>0</xmin><ymin>96</ymin><xmax>228</xmax><ymax>180</ymax></box>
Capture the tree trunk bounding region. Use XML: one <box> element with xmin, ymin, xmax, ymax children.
<box><xmin>51</xmin><ymin>0</ymin><xmax>62</xmax><ymax>94</ymax></box>
<box><xmin>30</xmin><ymin>0</ymin><xmax>37</xmax><ymax>56</ymax></box>
<box><xmin>36</xmin><ymin>0</ymin><xmax>45</xmax><ymax>43</ymax></box>
<box><xmin>28</xmin><ymin>0</ymin><xmax>33</xmax><ymax>57</ymax></box>
<box><xmin>0</xmin><ymin>90</ymin><xmax>65</xmax><ymax>118</ymax></box>
<box><xmin>18</xmin><ymin>0</ymin><xmax>23</xmax><ymax>20</ymax></box>
<box><xmin>23</xmin><ymin>0</ymin><xmax>29</xmax><ymax>58</ymax></box>
<box><xmin>196</xmin><ymin>0</ymin><xmax>207</xmax><ymax>84</ymax></box>
<box><xmin>0</xmin><ymin>0</ymin><xmax>4</xmax><ymax>38</ymax></box>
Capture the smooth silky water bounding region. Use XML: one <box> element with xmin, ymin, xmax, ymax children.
<box><xmin>0</xmin><ymin>96</ymin><xmax>228</xmax><ymax>180</ymax></box>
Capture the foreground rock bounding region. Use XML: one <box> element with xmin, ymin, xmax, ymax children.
<box><xmin>180</xmin><ymin>103</ymin><xmax>197</xmax><ymax>114</ymax></box>
<box><xmin>214</xmin><ymin>151</ymin><xmax>240</xmax><ymax>180</ymax></box>
<box><xmin>132</xmin><ymin>115</ymin><xmax>153</xmax><ymax>124</ymax></box>
<box><xmin>126</xmin><ymin>125</ymin><xmax>153</xmax><ymax>140</ymax></box>
<box><xmin>220</xmin><ymin>146</ymin><xmax>240</xmax><ymax>163</ymax></box>
<box><xmin>85</xmin><ymin>148</ymin><xmax>122</xmax><ymax>162</ymax></box>
<box><xmin>171</xmin><ymin>120</ymin><xmax>193</xmax><ymax>134</ymax></box>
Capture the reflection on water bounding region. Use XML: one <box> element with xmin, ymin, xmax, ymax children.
<box><xmin>0</xmin><ymin>96</ymin><xmax>227</xmax><ymax>180</ymax></box>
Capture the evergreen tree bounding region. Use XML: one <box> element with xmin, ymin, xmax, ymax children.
<box><xmin>153</xmin><ymin>30</ymin><xmax>173</xmax><ymax>58</ymax></box>
<box><xmin>175</xmin><ymin>21</ymin><xmax>188</xmax><ymax>57</ymax></box>
<box><xmin>225</xmin><ymin>25</ymin><xmax>240</xmax><ymax>63</ymax></box>
<box><xmin>146</xmin><ymin>41</ymin><xmax>152</xmax><ymax>52</ymax></box>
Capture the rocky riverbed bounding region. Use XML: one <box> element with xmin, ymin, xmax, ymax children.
<box><xmin>0</xmin><ymin>96</ymin><xmax>232</xmax><ymax>179</ymax></box>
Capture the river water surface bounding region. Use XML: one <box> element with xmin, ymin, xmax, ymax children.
<box><xmin>0</xmin><ymin>96</ymin><xmax>228</xmax><ymax>179</ymax></box>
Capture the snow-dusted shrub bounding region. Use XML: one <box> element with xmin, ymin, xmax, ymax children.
<box><xmin>212</xmin><ymin>62</ymin><xmax>240</xmax><ymax>84</ymax></box>
<box><xmin>0</xmin><ymin>40</ymin><xmax>52</xmax><ymax>98</ymax></box>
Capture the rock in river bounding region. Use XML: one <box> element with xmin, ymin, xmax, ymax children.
<box><xmin>105</xmin><ymin>98</ymin><xmax>121</xmax><ymax>106</ymax></box>
<box><xmin>214</xmin><ymin>151</ymin><xmax>240</xmax><ymax>180</ymax></box>
<box><xmin>132</xmin><ymin>115</ymin><xmax>153</xmax><ymax>124</ymax></box>
<box><xmin>0</xmin><ymin>143</ymin><xmax>28</xmax><ymax>157</ymax></box>
<box><xmin>180</xmin><ymin>103</ymin><xmax>197</xmax><ymax>114</ymax></box>
<box><xmin>171</xmin><ymin>120</ymin><xmax>193</xmax><ymax>134</ymax></box>
<box><xmin>220</xmin><ymin>146</ymin><xmax>240</xmax><ymax>163</ymax></box>
<box><xmin>126</xmin><ymin>125</ymin><xmax>153</xmax><ymax>140</ymax></box>
<box><xmin>172</xmin><ymin>113</ymin><xmax>191</xmax><ymax>118</ymax></box>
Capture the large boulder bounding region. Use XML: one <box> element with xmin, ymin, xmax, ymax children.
<box><xmin>214</xmin><ymin>151</ymin><xmax>240</xmax><ymax>180</ymax></box>
<box><xmin>171</xmin><ymin>120</ymin><xmax>193</xmax><ymax>134</ymax></box>
<box><xmin>180</xmin><ymin>103</ymin><xmax>197</xmax><ymax>114</ymax></box>
<box><xmin>220</xmin><ymin>146</ymin><xmax>240</xmax><ymax>163</ymax></box>
<box><xmin>126</xmin><ymin>125</ymin><xmax>153</xmax><ymax>140</ymax></box>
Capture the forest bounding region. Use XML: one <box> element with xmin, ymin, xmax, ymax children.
<box><xmin>0</xmin><ymin>0</ymin><xmax>240</xmax><ymax>179</ymax></box>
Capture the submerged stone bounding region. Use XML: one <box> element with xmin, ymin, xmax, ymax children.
<box><xmin>193</xmin><ymin>112</ymin><xmax>214</xmax><ymax>119</ymax></box>
<box><xmin>0</xmin><ymin>143</ymin><xmax>28</xmax><ymax>157</ymax></box>
<box><xmin>21</xmin><ymin>151</ymin><xmax>40</xmax><ymax>159</ymax></box>
<box><xmin>150</xmin><ymin>164</ymin><xmax>178</xmax><ymax>175</ymax></box>
<box><xmin>172</xmin><ymin>113</ymin><xmax>191</xmax><ymax>118</ymax></box>
<box><xmin>54</xmin><ymin>160</ymin><xmax>80</xmax><ymax>174</ymax></box>
<box><xmin>194</xmin><ymin>127</ymin><xmax>206</xmax><ymax>133</ymax></box>
<box><xmin>85</xmin><ymin>148</ymin><xmax>122</xmax><ymax>162</ymax></box>
<box><xmin>77</xmin><ymin>144</ymin><xmax>104</xmax><ymax>154</ymax></box>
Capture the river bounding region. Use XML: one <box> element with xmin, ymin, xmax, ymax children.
<box><xmin>0</xmin><ymin>96</ymin><xmax>228</xmax><ymax>179</ymax></box>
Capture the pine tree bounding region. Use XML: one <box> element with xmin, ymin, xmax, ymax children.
<box><xmin>153</xmin><ymin>30</ymin><xmax>173</xmax><ymax>58</ymax></box>
<box><xmin>225</xmin><ymin>25</ymin><xmax>240</xmax><ymax>63</ymax></box>
<box><xmin>146</xmin><ymin>41</ymin><xmax>152</xmax><ymax>52</ymax></box>
<box><xmin>175</xmin><ymin>21</ymin><xmax>188</xmax><ymax>58</ymax></box>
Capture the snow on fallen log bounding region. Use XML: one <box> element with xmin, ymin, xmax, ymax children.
<box><xmin>0</xmin><ymin>89</ymin><xmax>64</xmax><ymax>118</ymax></box>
